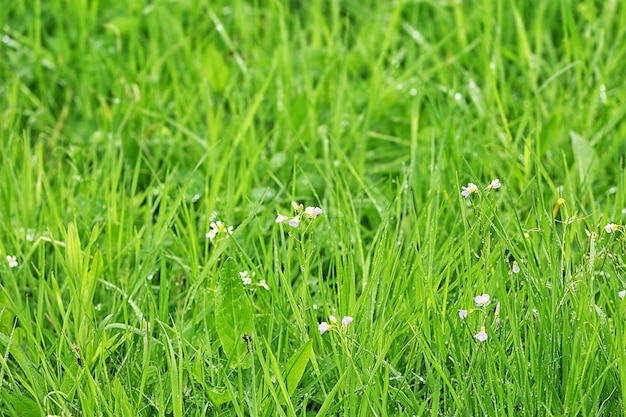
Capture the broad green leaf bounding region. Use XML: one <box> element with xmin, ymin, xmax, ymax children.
<box><xmin>0</xmin><ymin>292</ymin><xmax>16</xmax><ymax>335</ymax></box>
<box><xmin>215</xmin><ymin>259</ymin><xmax>254</xmax><ymax>368</ymax></box>
<box><xmin>0</xmin><ymin>333</ymin><xmax>46</xmax><ymax>399</ymax></box>
<box><xmin>570</xmin><ymin>130</ymin><xmax>599</xmax><ymax>184</ymax></box>
<box><xmin>4</xmin><ymin>394</ymin><xmax>42</xmax><ymax>417</ymax></box>
<box><xmin>207</xmin><ymin>387</ymin><xmax>234</xmax><ymax>406</ymax></box>
<box><xmin>284</xmin><ymin>339</ymin><xmax>314</xmax><ymax>397</ymax></box>
<box><xmin>113</xmin><ymin>378</ymin><xmax>134</xmax><ymax>416</ymax></box>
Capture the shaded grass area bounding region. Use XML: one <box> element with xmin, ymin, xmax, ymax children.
<box><xmin>1</xmin><ymin>0</ymin><xmax>626</xmax><ymax>416</ymax></box>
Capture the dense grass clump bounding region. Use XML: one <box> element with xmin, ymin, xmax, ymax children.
<box><xmin>2</xmin><ymin>1</ymin><xmax>626</xmax><ymax>416</ymax></box>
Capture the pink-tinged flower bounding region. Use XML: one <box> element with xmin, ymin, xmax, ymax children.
<box><xmin>474</xmin><ymin>326</ymin><xmax>488</xmax><ymax>342</ymax></box>
<box><xmin>341</xmin><ymin>316</ymin><xmax>353</xmax><ymax>327</ymax></box>
<box><xmin>461</xmin><ymin>183</ymin><xmax>479</xmax><ymax>198</ymax></box>
<box><xmin>512</xmin><ymin>261</ymin><xmax>520</xmax><ymax>274</ymax></box>
<box><xmin>605</xmin><ymin>223</ymin><xmax>618</xmax><ymax>233</ymax></box>
<box><xmin>487</xmin><ymin>179</ymin><xmax>501</xmax><ymax>190</ymax></box>
<box><xmin>276</xmin><ymin>214</ymin><xmax>289</xmax><ymax>223</ymax></box>
<box><xmin>318</xmin><ymin>322</ymin><xmax>329</xmax><ymax>335</ymax></box>
<box><xmin>6</xmin><ymin>255</ymin><xmax>18</xmax><ymax>268</ymax></box>
<box><xmin>474</xmin><ymin>294</ymin><xmax>491</xmax><ymax>307</ymax></box>
<box><xmin>458</xmin><ymin>309</ymin><xmax>468</xmax><ymax>320</ymax></box>
<box><xmin>494</xmin><ymin>302</ymin><xmax>501</xmax><ymax>316</ymax></box>
<box><xmin>329</xmin><ymin>315</ymin><xmax>337</xmax><ymax>323</ymax></box>
<box><xmin>304</xmin><ymin>206</ymin><xmax>323</xmax><ymax>219</ymax></box>
<box><xmin>288</xmin><ymin>217</ymin><xmax>300</xmax><ymax>228</ymax></box>
<box><xmin>619</xmin><ymin>290</ymin><xmax>626</xmax><ymax>300</ymax></box>
<box><xmin>291</xmin><ymin>201</ymin><xmax>304</xmax><ymax>211</ymax></box>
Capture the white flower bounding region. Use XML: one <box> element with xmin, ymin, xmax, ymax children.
<box><xmin>341</xmin><ymin>316</ymin><xmax>353</xmax><ymax>327</ymax></box>
<box><xmin>304</xmin><ymin>206</ymin><xmax>323</xmax><ymax>219</ymax></box>
<box><xmin>239</xmin><ymin>271</ymin><xmax>252</xmax><ymax>285</ymax></box>
<box><xmin>605</xmin><ymin>223</ymin><xmax>618</xmax><ymax>233</ymax></box>
<box><xmin>474</xmin><ymin>326</ymin><xmax>488</xmax><ymax>342</ymax></box>
<box><xmin>206</xmin><ymin>221</ymin><xmax>233</xmax><ymax>240</ymax></box>
<box><xmin>288</xmin><ymin>217</ymin><xmax>300</xmax><ymax>228</ymax></box>
<box><xmin>257</xmin><ymin>280</ymin><xmax>269</xmax><ymax>290</ymax></box>
<box><xmin>512</xmin><ymin>261</ymin><xmax>520</xmax><ymax>274</ymax></box>
<box><xmin>318</xmin><ymin>322</ymin><xmax>329</xmax><ymax>335</ymax></box>
<box><xmin>458</xmin><ymin>309</ymin><xmax>468</xmax><ymax>320</ymax></box>
<box><xmin>291</xmin><ymin>201</ymin><xmax>304</xmax><ymax>211</ymax></box>
<box><xmin>461</xmin><ymin>183</ymin><xmax>479</xmax><ymax>198</ymax></box>
<box><xmin>276</xmin><ymin>214</ymin><xmax>289</xmax><ymax>223</ymax></box>
<box><xmin>619</xmin><ymin>290</ymin><xmax>626</xmax><ymax>300</ymax></box>
<box><xmin>474</xmin><ymin>294</ymin><xmax>491</xmax><ymax>307</ymax></box>
<box><xmin>6</xmin><ymin>256</ymin><xmax>18</xmax><ymax>268</ymax></box>
<box><xmin>487</xmin><ymin>179</ymin><xmax>501</xmax><ymax>190</ymax></box>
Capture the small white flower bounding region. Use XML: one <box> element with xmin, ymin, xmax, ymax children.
<box><xmin>6</xmin><ymin>255</ymin><xmax>18</xmax><ymax>268</ymax></box>
<box><xmin>239</xmin><ymin>271</ymin><xmax>252</xmax><ymax>285</ymax></box>
<box><xmin>619</xmin><ymin>290</ymin><xmax>626</xmax><ymax>300</ymax></box>
<box><xmin>288</xmin><ymin>217</ymin><xmax>300</xmax><ymax>228</ymax></box>
<box><xmin>318</xmin><ymin>322</ymin><xmax>329</xmax><ymax>335</ymax></box>
<box><xmin>487</xmin><ymin>179</ymin><xmax>501</xmax><ymax>190</ymax></box>
<box><xmin>461</xmin><ymin>183</ymin><xmax>479</xmax><ymax>198</ymax></box>
<box><xmin>512</xmin><ymin>261</ymin><xmax>520</xmax><ymax>274</ymax></box>
<box><xmin>474</xmin><ymin>294</ymin><xmax>491</xmax><ymax>307</ymax></box>
<box><xmin>474</xmin><ymin>326</ymin><xmax>488</xmax><ymax>342</ymax></box>
<box><xmin>291</xmin><ymin>201</ymin><xmax>304</xmax><ymax>211</ymax></box>
<box><xmin>276</xmin><ymin>214</ymin><xmax>289</xmax><ymax>223</ymax></box>
<box><xmin>257</xmin><ymin>280</ymin><xmax>269</xmax><ymax>290</ymax></box>
<box><xmin>605</xmin><ymin>223</ymin><xmax>618</xmax><ymax>233</ymax></box>
<box><xmin>458</xmin><ymin>309</ymin><xmax>468</xmax><ymax>320</ymax></box>
<box><xmin>341</xmin><ymin>316</ymin><xmax>353</xmax><ymax>327</ymax></box>
<box><xmin>304</xmin><ymin>206</ymin><xmax>323</xmax><ymax>219</ymax></box>
<box><xmin>329</xmin><ymin>315</ymin><xmax>337</xmax><ymax>323</ymax></box>
<box><xmin>206</xmin><ymin>221</ymin><xmax>233</xmax><ymax>240</ymax></box>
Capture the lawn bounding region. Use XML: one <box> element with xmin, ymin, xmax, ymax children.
<box><xmin>2</xmin><ymin>0</ymin><xmax>626</xmax><ymax>416</ymax></box>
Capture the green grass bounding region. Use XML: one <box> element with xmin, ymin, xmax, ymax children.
<box><xmin>2</xmin><ymin>0</ymin><xmax>626</xmax><ymax>415</ymax></box>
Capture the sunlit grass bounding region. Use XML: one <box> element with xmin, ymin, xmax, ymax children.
<box><xmin>2</xmin><ymin>0</ymin><xmax>626</xmax><ymax>416</ymax></box>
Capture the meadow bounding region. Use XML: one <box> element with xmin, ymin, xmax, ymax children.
<box><xmin>2</xmin><ymin>0</ymin><xmax>626</xmax><ymax>416</ymax></box>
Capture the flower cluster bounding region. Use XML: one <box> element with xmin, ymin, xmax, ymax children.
<box><xmin>276</xmin><ymin>201</ymin><xmax>323</xmax><ymax>228</ymax></box>
<box><xmin>206</xmin><ymin>221</ymin><xmax>233</xmax><ymax>240</ymax></box>
<box><xmin>239</xmin><ymin>270</ymin><xmax>269</xmax><ymax>290</ymax></box>
<box><xmin>319</xmin><ymin>314</ymin><xmax>353</xmax><ymax>335</ymax></box>
<box><xmin>605</xmin><ymin>223</ymin><xmax>619</xmax><ymax>234</ymax></box>
<box><xmin>461</xmin><ymin>179</ymin><xmax>501</xmax><ymax>198</ymax></box>
<box><xmin>458</xmin><ymin>293</ymin><xmax>500</xmax><ymax>342</ymax></box>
